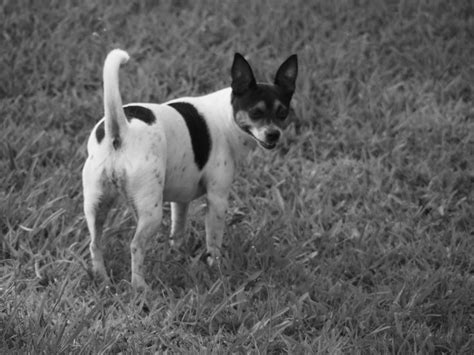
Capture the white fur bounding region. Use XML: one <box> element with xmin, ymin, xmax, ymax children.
<box><xmin>102</xmin><ymin>49</ymin><xmax>129</xmax><ymax>139</ymax></box>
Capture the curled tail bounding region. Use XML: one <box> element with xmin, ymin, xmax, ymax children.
<box><xmin>103</xmin><ymin>49</ymin><xmax>130</xmax><ymax>148</ymax></box>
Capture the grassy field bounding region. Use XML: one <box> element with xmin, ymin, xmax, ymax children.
<box><xmin>1</xmin><ymin>0</ymin><xmax>473</xmax><ymax>353</ymax></box>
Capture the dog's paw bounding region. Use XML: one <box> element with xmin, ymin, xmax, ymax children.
<box><xmin>92</xmin><ymin>268</ymin><xmax>111</xmax><ymax>285</ymax></box>
<box><xmin>169</xmin><ymin>237</ymin><xmax>183</xmax><ymax>250</ymax></box>
<box><xmin>131</xmin><ymin>274</ymin><xmax>149</xmax><ymax>292</ymax></box>
<box><xmin>205</xmin><ymin>249</ymin><xmax>222</xmax><ymax>267</ymax></box>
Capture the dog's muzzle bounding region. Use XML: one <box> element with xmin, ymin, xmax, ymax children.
<box><xmin>249</xmin><ymin>128</ymin><xmax>281</xmax><ymax>150</ymax></box>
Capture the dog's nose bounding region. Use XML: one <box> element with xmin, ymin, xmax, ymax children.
<box><xmin>266</xmin><ymin>130</ymin><xmax>281</xmax><ymax>142</ymax></box>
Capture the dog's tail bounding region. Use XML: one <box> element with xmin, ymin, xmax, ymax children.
<box><xmin>103</xmin><ymin>49</ymin><xmax>130</xmax><ymax>148</ymax></box>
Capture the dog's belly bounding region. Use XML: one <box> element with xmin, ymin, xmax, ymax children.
<box><xmin>162</xmin><ymin>172</ymin><xmax>205</xmax><ymax>202</ymax></box>
<box><xmin>162</xmin><ymin>150</ymin><xmax>206</xmax><ymax>202</ymax></box>
<box><xmin>160</xmin><ymin>118</ymin><xmax>208</xmax><ymax>202</ymax></box>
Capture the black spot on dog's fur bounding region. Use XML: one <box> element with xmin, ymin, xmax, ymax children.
<box><xmin>123</xmin><ymin>105</ymin><xmax>156</xmax><ymax>125</ymax></box>
<box><xmin>168</xmin><ymin>102</ymin><xmax>211</xmax><ymax>170</ymax></box>
<box><xmin>95</xmin><ymin>121</ymin><xmax>105</xmax><ymax>143</ymax></box>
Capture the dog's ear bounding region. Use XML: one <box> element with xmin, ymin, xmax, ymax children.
<box><xmin>231</xmin><ymin>53</ymin><xmax>257</xmax><ymax>95</ymax></box>
<box><xmin>274</xmin><ymin>54</ymin><xmax>298</xmax><ymax>94</ymax></box>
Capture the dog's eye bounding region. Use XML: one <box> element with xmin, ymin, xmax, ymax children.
<box><xmin>249</xmin><ymin>108</ymin><xmax>265</xmax><ymax>119</ymax></box>
<box><xmin>276</xmin><ymin>107</ymin><xmax>288</xmax><ymax>120</ymax></box>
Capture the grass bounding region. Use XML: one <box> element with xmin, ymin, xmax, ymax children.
<box><xmin>1</xmin><ymin>0</ymin><xmax>473</xmax><ymax>353</ymax></box>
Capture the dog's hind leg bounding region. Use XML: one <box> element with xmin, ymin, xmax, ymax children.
<box><xmin>169</xmin><ymin>202</ymin><xmax>189</xmax><ymax>248</ymax></box>
<box><xmin>83</xmin><ymin>164</ymin><xmax>115</xmax><ymax>283</ymax></box>
<box><xmin>128</xmin><ymin>173</ymin><xmax>164</xmax><ymax>291</ymax></box>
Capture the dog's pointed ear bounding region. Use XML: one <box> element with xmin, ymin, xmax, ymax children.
<box><xmin>274</xmin><ymin>54</ymin><xmax>298</xmax><ymax>94</ymax></box>
<box><xmin>231</xmin><ymin>53</ymin><xmax>257</xmax><ymax>95</ymax></box>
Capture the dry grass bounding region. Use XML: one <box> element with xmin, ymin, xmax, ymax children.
<box><xmin>1</xmin><ymin>0</ymin><xmax>473</xmax><ymax>353</ymax></box>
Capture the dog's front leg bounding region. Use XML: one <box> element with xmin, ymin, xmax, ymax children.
<box><xmin>169</xmin><ymin>202</ymin><xmax>189</xmax><ymax>248</ymax></box>
<box><xmin>205</xmin><ymin>191</ymin><xmax>229</xmax><ymax>266</ymax></box>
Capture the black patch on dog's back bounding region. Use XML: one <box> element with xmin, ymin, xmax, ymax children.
<box><xmin>167</xmin><ymin>102</ymin><xmax>211</xmax><ymax>170</ymax></box>
<box><xmin>123</xmin><ymin>105</ymin><xmax>156</xmax><ymax>125</ymax></box>
<box><xmin>95</xmin><ymin>121</ymin><xmax>105</xmax><ymax>143</ymax></box>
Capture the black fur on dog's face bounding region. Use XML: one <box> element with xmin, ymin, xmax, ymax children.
<box><xmin>230</xmin><ymin>53</ymin><xmax>298</xmax><ymax>150</ymax></box>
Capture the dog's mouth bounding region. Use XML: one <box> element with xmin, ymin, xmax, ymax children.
<box><xmin>242</xmin><ymin>127</ymin><xmax>277</xmax><ymax>150</ymax></box>
<box><xmin>258</xmin><ymin>140</ymin><xmax>277</xmax><ymax>150</ymax></box>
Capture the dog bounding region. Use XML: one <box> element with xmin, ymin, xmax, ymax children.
<box><xmin>82</xmin><ymin>49</ymin><xmax>298</xmax><ymax>289</ymax></box>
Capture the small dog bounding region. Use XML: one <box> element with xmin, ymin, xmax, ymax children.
<box><xmin>82</xmin><ymin>49</ymin><xmax>297</xmax><ymax>289</ymax></box>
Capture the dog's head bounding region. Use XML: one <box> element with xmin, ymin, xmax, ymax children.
<box><xmin>230</xmin><ymin>53</ymin><xmax>298</xmax><ymax>150</ymax></box>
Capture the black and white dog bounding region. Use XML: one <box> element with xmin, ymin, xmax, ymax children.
<box><xmin>82</xmin><ymin>49</ymin><xmax>298</xmax><ymax>289</ymax></box>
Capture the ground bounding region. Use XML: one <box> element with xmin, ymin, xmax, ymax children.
<box><xmin>1</xmin><ymin>0</ymin><xmax>473</xmax><ymax>353</ymax></box>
